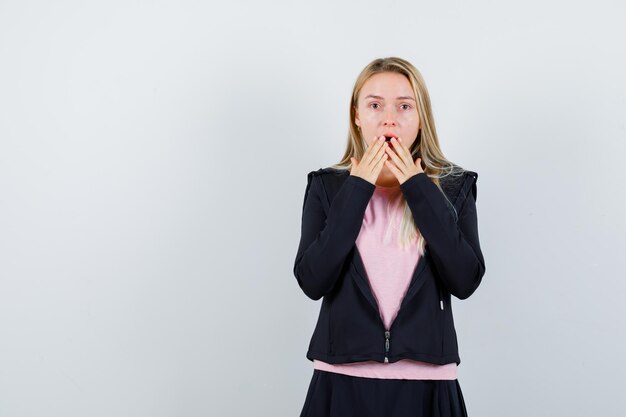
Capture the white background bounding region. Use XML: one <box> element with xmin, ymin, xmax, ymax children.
<box><xmin>1</xmin><ymin>1</ymin><xmax>625</xmax><ymax>416</ymax></box>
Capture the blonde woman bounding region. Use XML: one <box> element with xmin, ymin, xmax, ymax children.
<box><xmin>293</xmin><ymin>57</ymin><xmax>486</xmax><ymax>417</ymax></box>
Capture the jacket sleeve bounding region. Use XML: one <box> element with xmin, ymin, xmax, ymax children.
<box><xmin>399</xmin><ymin>172</ymin><xmax>486</xmax><ymax>300</ymax></box>
<box><xmin>293</xmin><ymin>172</ymin><xmax>375</xmax><ymax>300</ymax></box>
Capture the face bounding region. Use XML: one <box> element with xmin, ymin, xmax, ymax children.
<box><xmin>354</xmin><ymin>72</ymin><xmax>420</xmax><ymax>152</ymax></box>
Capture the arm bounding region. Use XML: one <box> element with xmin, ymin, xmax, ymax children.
<box><xmin>293</xmin><ymin>172</ymin><xmax>375</xmax><ymax>300</ymax></box>
<box><xmin>399</xmin><ymin>172</ymin><xmax>486</xmax><ymax>300</ymax></box>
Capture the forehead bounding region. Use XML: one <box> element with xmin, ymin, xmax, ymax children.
<box><xmin>360</xmin><ymin>72</ymin><xmax>415</xmax><ymax>100</ymax></box>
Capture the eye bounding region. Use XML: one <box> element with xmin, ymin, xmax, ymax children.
<box><xmin>369</xmin><ymin>103</ymin><xmax>380</xmax><ymax>109</ymax></box>
<box><xmin>400</xmin><ymin>104</ymin><xmax>412</xmax><ymax>110</ymax></box>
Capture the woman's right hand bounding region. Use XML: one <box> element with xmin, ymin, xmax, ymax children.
<box><xmin>350</xmin><ymin>136</ymin><xmax>388</xmax><ymax>185</ymax></box>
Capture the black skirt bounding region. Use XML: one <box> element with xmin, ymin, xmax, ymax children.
<box><xmin>299</xmin><ymin>369</ymin><xmax>469</xmax><ymax>417</ymax></box>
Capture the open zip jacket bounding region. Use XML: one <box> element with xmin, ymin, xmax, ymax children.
<box><xmin>293</xmin><ymin>166</ymin><xmax>486</xmax><ymax>366</ymax></box>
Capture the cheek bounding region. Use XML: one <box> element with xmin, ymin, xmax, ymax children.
<box><xmin>359</xmin><ymin>116</ymin><xmax>380</xmax><ymax>142</ymax></box>
<box><xmin>362</xmin><ymin>112</ymin><xmax>380</xmax><ymax>124</ymax></box>
<box><xmin>401</xmin><ymin>112</ymin><xmax>419</xmax><ymax>124</ymax></box>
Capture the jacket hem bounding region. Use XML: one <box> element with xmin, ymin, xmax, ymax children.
<box><xmin>306</xmin><ymin>350</ymin><xmax>460</xmax><ymax>366</ymax></box>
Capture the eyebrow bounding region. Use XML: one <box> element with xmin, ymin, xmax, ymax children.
<box><xmin>363</xmin><ymin>94</ymin><xmax>416</xmax><ymax>102</ymax></box>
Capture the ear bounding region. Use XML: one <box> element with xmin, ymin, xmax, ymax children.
<box><xmin>354</xmin><ymin>107</ymin><xmax>360</xmax><ymax>128</ymax></box>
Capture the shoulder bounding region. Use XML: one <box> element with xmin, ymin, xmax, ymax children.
<box><xmin>439</xmin><ymin>163</ymin><xmax>474</xmax><ymax>187</ymax></box>
<box><xmin>439</xmin><ymin>164</ymin><xmax>480</xmax><ymax>204</ymax></box>
<box><xmin>307</xmin><ymin>166</ymin><xmax>350</xmax><ymax>178</ymax></box>
<box><xmin>306</xmin><ymin>166</ymin><xmax>350</xmax><ymax>187</ymax></box>
<box><xmin>303</xmin><ymin>166</ymin><xmax>352</xmax><ymax>205</ymax></box>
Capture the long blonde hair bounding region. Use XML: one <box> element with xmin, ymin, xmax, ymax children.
<box><xmin>331</xmin><ymin>57</ymin><xmax>465</xmax><ymax>254</ymax></box>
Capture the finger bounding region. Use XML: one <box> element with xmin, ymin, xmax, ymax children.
<box><xmin>385</xmin><ymin>145</ymin><xmax>406</xmax><ymax>173</ymax></box>
<box><xmin>394</xmin><ymin>138</ymin><xmax>416</xmax><ymax>175</ymax></box>
<box><xmin>391</xmin><ymin>137</ymin><xmax>411</xmax><ymax>161</ymax></box>
<box><xmin>369</xmin><ymin>140</ymin><xmax>388</xmax><ymax>168</ymax></box>
<box><xmin>363</xmin><ymin>136</ymin><xmax>377</xmax><ymax>153</ymax></box>
<box><xmin>385</xmin><ymin>159</ymin><xmax>402</xmax><ymax>179</ymax></box>
<box><xmin>374</xmin><ymin>153</ymin><xmax>388</xmax><ymax>176</ymax></box>
<box><xmin>366</xmin><ymin>136</ymin><xmax>386</xmax><ymax>155</ymax></box>
<box><xmin>363</xmin><ymin>137</ymin><xmax>387</xmax><ymax>167</ymax></box>
<box><xmin>361</xmin><ymin>137</ymin><xmax>375</xmax><ymax>164</ymax></box>
<box><xmin>360</xmin><ymin>141</ymin><xmax>370</xmax><ymax>167</ymax></box>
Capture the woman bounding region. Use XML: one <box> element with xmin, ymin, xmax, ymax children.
<box><xmin>294</xmin><ymin>57</ymin><xmax>486</xmax><ymax>417</ymax></box>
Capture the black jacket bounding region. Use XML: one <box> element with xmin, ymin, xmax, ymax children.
<box><xmin>293</xmin><ymin>167</ymin><xmax>486</xmax><ymax>366</ymax></box>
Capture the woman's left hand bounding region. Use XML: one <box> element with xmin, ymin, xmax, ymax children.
<box><xmin>384</xmin><ymin>137</ymin><xmax>425</xmax><ymax>185</ymax></box>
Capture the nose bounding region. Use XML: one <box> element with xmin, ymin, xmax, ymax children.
<box><xmin>383</xmin><ymin>107</ymin><xmax>397</xmax><ymax>126</ymax></box>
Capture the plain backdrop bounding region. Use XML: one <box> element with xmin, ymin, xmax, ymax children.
<box><xmin>1</xmin><ymin>1</ymin><xmax>625</xmax><ymax>416</ymax></box>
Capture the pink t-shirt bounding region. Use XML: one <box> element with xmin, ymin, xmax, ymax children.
<box><xmin>313</xmin><ymin>184</ymin><xmax>458</xmax><ymax>380</ymax></box>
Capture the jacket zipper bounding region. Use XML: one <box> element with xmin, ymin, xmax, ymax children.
<box><xmin>384</xmin><ymin>289</ymin><xmax>443</xmax><ymax>364</ymax></box>
<box><xmin>382</xmin><ymin>286</ymin><xmax>442</xmax><ymax>363</ymax></box>
<box><xmin>384</xmin><ymin>330</ymin><xmax>391</xmax><ymax>363</ymax></box>
<box><xmin>354</xmin><ymin>250</ymin><xmax>435</xmax><ymax>364</ymax></box>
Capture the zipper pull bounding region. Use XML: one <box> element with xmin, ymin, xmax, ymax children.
<box><xmin>438</xmin><ymin>286</ymin><xmax>445</xmax><ymax>310</ymax></box>
<box><xmin>384</xmin><ymin>331</ymin><xmax>390</xmax><ymax>363</ymax></box>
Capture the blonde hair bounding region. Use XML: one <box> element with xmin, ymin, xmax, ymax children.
<box><xmin>330</xmin><ymin>57</ymin><xmax>465</xmax><ymax>254</ymax></box>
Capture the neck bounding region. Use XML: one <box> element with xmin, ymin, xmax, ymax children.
<box><xmin>375</xmin><ymin>170</ymin><xmax>400</xmax><ymax>188</ymax></box>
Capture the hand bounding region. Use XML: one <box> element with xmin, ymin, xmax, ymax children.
<box><xmin>350</xmin><ymin>136</ymin><xmax>389</xmax><ymax>185</ymax></box>
<box><xmin>384</xmin><ymin>137</ymin><xmax>424</xmax><ymax>185</ymax></box>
